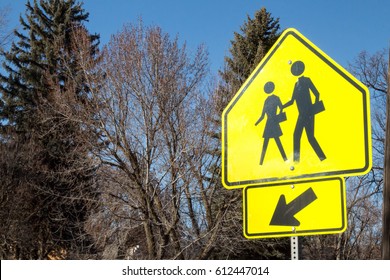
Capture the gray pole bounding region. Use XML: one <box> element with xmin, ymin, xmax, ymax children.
<box><xmin>291</xmin><ymin>236</ymin><xmax>299</xmax><ymax>260</ymax></box>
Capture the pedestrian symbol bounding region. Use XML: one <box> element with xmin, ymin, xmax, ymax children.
<box><xmin>222</xmin><ymin>28</ymin><xmax>371</xmax><ymax>189</ymax></box>
<box><xmin>255</xmin><ymin>81</ymin><xmax>287</xmax><ymax>165</ymax></box>
<box><xmin>284</xmin><ymin>60</ymin><xmax>326</xmax><ymax>163</ymax></box>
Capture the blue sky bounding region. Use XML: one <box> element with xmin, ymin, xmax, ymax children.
<box><xmin>2</xmin><ymin>0</ymin><xmax>389</xmax><ymax>74</ymax></box>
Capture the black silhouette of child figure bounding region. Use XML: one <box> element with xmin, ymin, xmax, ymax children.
<box><xmin>255</xmin><ymin>81</ymin><xmax>287</xmax><ymax>165</ymax></box>
<box><xmin>283</xmin><ymin>61</ymin><xmax>326</xmax><ymax>162</ymax></box>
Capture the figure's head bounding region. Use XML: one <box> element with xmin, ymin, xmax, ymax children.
<box><xmin>291</xmin><ymin>61</ymin><xmax>305</xmax><ymax>76</ymax></box>
<box><xmin>264</xmin><ymin>81</ymin><xmax>275</xmax><ymax>94</ymax></box>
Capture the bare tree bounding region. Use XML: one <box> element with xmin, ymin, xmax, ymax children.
<box><xmin>350</xmin><ymin>49</ymin><xmax>388</xmax><ymax>259</ymax></box>
<box><xmin>0</xmin><ymin>5</ymin><xmax>12</xmax><ymax>52</ymax></box>
<box><xmin>82</xmin><ymin>21</ymin><xmax>246</xmax><ymax>259</ymax></box>
<box><xmin>302</xmin><ymin>175</ymin><xmax>382</xmax><ymax>260</ymax></box>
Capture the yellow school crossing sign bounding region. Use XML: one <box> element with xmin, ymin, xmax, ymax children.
<box><xmin>222</xmin><ymin>28</ymin><xmax>372</xmax><ymax>189</ymax></box>
<box><xmin>243</xmin><ymin>178</ymin><xmax>347</xmax><ymax>238</ymax></box>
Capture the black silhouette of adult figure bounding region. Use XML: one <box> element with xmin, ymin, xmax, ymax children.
<box><xmin>255</xmin><ymin>81</ymin><xmax>287</xmax><ymax>165</ymax></box>
<box><xmin>283</xmin><ymin>61</ymin><xmax>326</xmax><ymax>162</ymax></box>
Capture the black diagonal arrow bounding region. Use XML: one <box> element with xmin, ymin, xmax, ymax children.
<box><xmin>270</xmin><ymin>187</ymin><xmax>317</xmax><ymax>226</ymax></box>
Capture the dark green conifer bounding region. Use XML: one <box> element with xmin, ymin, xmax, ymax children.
<box><xmin>220</xmin><ymin>7</ymin><xmax>280</xmax><ymax>99</ymax></box>
<box><xmin>0</xmin><ymin>0</ymin><xmax>99</xmax><ymax>259</ymax></box>
<box><xmin>0</xmin><ymin>0</ymin><xmax>99</xmax><ymax>130</ymax></box>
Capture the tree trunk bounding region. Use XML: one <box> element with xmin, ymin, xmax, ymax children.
<box><xmin>382</xmin><ymin>48</ymin><xmax>390</xmax><ymax>259</ymax></box>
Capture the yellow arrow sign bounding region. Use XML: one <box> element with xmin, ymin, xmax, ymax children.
<box><xmin>222</xmin><ymin>28</ymin><xmax>371</xmax><ymax>188</ymax></box>
<box><xmin>243</xmin><ymin>177</ymin><xmax>347</xmax><ymax>238</ymax></box>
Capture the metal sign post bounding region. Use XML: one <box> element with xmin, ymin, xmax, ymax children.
<box><xmin>291</xmin><ymin>236</ymin><xmax>299</xmax><ymax>260</ymax></box>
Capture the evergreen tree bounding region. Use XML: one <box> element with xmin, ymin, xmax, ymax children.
<box><xmin>220</xmin><ymin>7</ymin><xmax>280</xmax><ymax>101</ymax></box>
<box><xmin>0</xmin><ymin>0</ymin><xmax>99</xmax><ymax>130</ymax></box>
<box><xmin>0</xmin><ymin>0</ymin><xmax>100</xmax><ymax>259</ymax></box>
